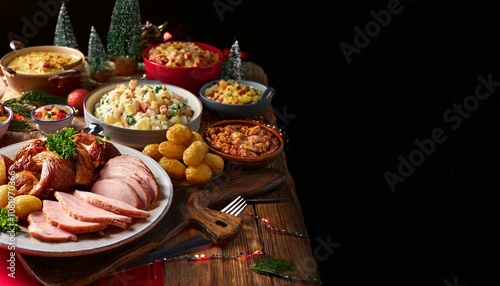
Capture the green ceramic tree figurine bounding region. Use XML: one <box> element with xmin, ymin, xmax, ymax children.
<box><xmin>88</xmin><ymin>26</ymin><xmax>112</xmax><ymax>82</ymax></box>
<box><xmin>107</xmin><ymin>0</ymin><xmax>142</xmax><ymax>76</ymax></box>
<box><xmin>53</xmin><ymin>2</ymin><xmax>78</xmax><ymax>49</ymax></box>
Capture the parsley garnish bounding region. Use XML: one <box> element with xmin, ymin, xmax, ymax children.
<box><xmin>0</xmin><ymin>207</ymin><xmax>20</xmax><ymax>233</ymax></box>
<box><xmin>45</xmin><ymin>127</ymin><xmax>79</xmax><ymax>158</ymax></box>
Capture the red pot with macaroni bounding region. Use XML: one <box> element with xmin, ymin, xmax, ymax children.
<box><xmin>143</xmin><ymin>41</ymin><xmax>223</xmax><ymax>94</ymax></box>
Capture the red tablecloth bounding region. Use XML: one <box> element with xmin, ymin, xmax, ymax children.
<box><xmin>1</xmin><ymin>248</ymin><xmax>164</xmax><ymax>285</ymax></box>
<box><xmin>0</xmin><ymin>249</ymin><xmax>40</xmax><ymax>286</ymax></box>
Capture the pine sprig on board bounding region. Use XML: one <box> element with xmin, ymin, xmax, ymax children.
<box><xmin>3</xmin><ymin>90</ymin><xmax>66</xmax><ymax>130</ymax></box>
<box><xmin>252</xmin><ymin>256</ymin><xmax>296</xmax><ymax>276</ymax></box>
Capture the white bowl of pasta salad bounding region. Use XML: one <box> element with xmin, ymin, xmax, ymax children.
<box><xmin>83</xmin><ymin>79</ymin><xmax>202</xmax><ymax>150</ymax></box>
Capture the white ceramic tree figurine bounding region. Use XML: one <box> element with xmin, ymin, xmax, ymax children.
<box><xmin>53</xmin><ymin>2</ymin><xmax>78</xmax><ymax>49</ymax></box>
<box><xmin>222</xmin><ymin>40</ymin><xmax>244</xmax><ymax>80</ymax></box>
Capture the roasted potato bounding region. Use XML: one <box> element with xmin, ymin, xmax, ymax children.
<box><xmin>202</xmin><ymin>153</ymin><xmax>225</xmax><ymax>175</ymax></box>
<box><xmin>185</xmin><ymin>163</ymin><xmax>212</xmax><ymax>185</ymax></box>
<box><xmin>159</xmin><ymin>157</ymin><xmax>187</xmax><ymax>180</ymax></box>
<box><xmin>142</xmin><ymin>143</ymin><xmax>164</xmax><ymax>161</ymax></box>
<box><xmin>166</xmin><ymin>123</ymin><xmax>193</xmax><ymax>145</ymax></box>
<box><xmin>0</xmin><ymin>184</ymin><xmax>16</xmax><ymax>208</ymax></box>
<box><xmin>183</xmin><ymin>141</ymin><xmax>208</xmax><ymax>167</ymax></box>
<box><xmin>158</xmin><ymin>140</ymin><xmax>187</xmax><ymax>160</ymax></box>
<box><xmin>14</xmin><ymin>195</ymin><xmax>42</xmax><ymax>221</ymax></box>
<box><xmin>0</xmin><ymin>156</ymin><xmax>6</xmax><ymax>185</ymax></box>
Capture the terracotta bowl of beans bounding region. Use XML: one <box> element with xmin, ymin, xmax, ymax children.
<box><xmin>143</xmin><ymin>41</ymin><xmax>223</xmax><ymax>95</ymax></box>
<box><xmin>201</xmin><ymin>119</ymin><xmax>284</xmax><ymax>169</ymax></box>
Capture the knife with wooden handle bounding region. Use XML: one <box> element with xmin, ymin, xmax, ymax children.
<box><xmin>116</xmin><ymin>197</ymin><xmax>289</xmax><ymax>271</ymax></box>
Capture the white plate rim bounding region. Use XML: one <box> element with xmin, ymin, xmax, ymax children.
<box><xmin>0</xmin><ymin>140</ymin><xmax>173</xmax><ymax>257</ymax></box>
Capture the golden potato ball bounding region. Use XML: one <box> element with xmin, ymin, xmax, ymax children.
<box><xmin>202</xmin><ymin>153</ymin><xmax>225</xmax><ymax>175</ymax></box>
<box><xmin>183</xmin><ymin>141</ymin><xmax>209</xmax><ymax>167</ymax></box>
<box><xmin>166</xmin><ymin>124</ymin><xmax>193</xmax><ymax>145</ymax></box>
<box><xmin>0</xmin><ymin>184</ymin><xmax>17</xmax><ymax>208</ymax></box>
<box><xmin>159</xmin><ymin>157</ymin><xmax>187</xmax><ymax>180</ymax></box>
<box><xmin>158</xmin><ymin>140</ymin><xmax>187</xmax><ymax>160</ymax></box>
<box><xmin>185</xmin><ymin>163</ymin><xmax>213</xmax><ymax>185</ymax></box>
<box><xmin>14</xmin><ymin>195</ymin><xmax>42</xmax><ymax>222</ymax></box>
<box><xmin>142</xmin><ymin>143</ymin><xmax>164</xmax><ymax>161</ymax></box>
<box><xmin>189</xmin><ymin>131</ymin><xmax>203</xmax><ymax>144</ymax></box>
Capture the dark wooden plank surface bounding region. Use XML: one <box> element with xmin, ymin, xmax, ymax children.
<box><xmin>0</xmin><ymin>62</ymin><xmax>322</xmax><ymax>285</ymax></box>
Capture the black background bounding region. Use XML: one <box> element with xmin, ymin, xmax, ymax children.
<box><xmin>1</xmin><ymin>1</ymin><xmax>500</xmax><ymax>286</ymax></box>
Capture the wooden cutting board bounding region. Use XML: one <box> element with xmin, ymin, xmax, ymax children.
<box><xmin>18</xmin><ymin>167</ymin><xmax>286</xmax><ymax>286</ymax></box>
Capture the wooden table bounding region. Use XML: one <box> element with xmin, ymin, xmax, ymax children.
<box><xmin>0</xmin><ymin>63</ymin><xmax>322</xmax><ymax>285</ymax></box>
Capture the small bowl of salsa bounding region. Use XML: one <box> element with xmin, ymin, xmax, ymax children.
<box><xmin>31</xmin><ymin>104</ymin><xmax>75</xmax><ymax>135</ymax></box>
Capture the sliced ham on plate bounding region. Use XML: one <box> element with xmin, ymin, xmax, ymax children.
<box><xmin>100</xmin><ymin>155</ymin><xmax>160</xmax><ymax>203</ymax></box>
<box><xmin>27</xmin><ymin>211</ymin><xmax>77</xmax><ymax>242</ymax></box>
<box><xmin>54</xmin><ymin>191</ymin><xmax>132</xmax><ymax>229</ymax></box>
<box><xmin>90</xmin><ymin>178</ymin><xmax>144</xmax><ymax>210</ymax></box>
<box><xmin>42</xmin><ymin>200</ymin><xmax>109</xmax><ymax>233</ymax></box>
<box><xmin>72</xmin><ymin>190</ymin><xmax>150</xmax><ymax>218</ymax></box>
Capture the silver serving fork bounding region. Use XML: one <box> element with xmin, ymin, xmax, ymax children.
<box><xmin>220</xmin><ymin>196</ymin><xmax>247</xmax><ymax>217</ymax></box>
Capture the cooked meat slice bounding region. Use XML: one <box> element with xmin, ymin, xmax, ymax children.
<box><xmin>30</xmin><ymin>151</ymin><xmax>75</xmax><ymax>197</ymax></box>
<box><xmin>43</xmin><ymin>200</ymin><xmax>109</xmax><ymax>233</ymax></box>
<box><xmin>90</xmin><ymin>178</ymin><xmax>144</xmax><ymax>210</ymax></box>
<box><xmin>72</xmin><ymin>190</ymin><xmax>150</xmax><ymax>218</ymax></box>
<box><xmin>54</xmin><ymin>191</ymin><xmax>131</xmax><ymax>229</ymax></box>
<box><xmin>101</xmin><ymin>155</ymin><xmax>159</xmax><ymax>202</ymax></box>
<box><xmin>98</xmin><ymin>170</ymin><xmax>151</xmax><ymax>208</ymax></box>
<box><xmin>27</xmin><ymin>211</ymin><xmax>77</xmax><ymax>242</ymax></box>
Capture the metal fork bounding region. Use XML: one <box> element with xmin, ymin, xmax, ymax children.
<box><xmin>117</xmin><ymin>196</ymin><xmax>248</xmax><ymax>271</ymax></box>
<box><xmin>220</xmin><ymin>196</ymin><xmax>247</xmax><ymax>216</ymax></box>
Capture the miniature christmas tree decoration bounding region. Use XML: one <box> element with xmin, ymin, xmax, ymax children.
<box><xmin>221</xmin><ymin>40</ymin><xmax>244</xmax><ymax>80</ymax></box>
<box><xmin>107</xmin><ymin>0</ymin><xmax>143</xmax><ymax>76</ymax></box>
<box><xmin>88</xmin><ymin>26</ymin><xmax>112</xmax><ymax>82</ymax></box>
<box><xmin>54</xmin><ymin>2</ymin><xmax>78</xmax><ymax>49</ymax></box>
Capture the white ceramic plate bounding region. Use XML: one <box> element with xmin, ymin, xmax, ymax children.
<box><xmin>0</xmin><ymin>140</ymin><xmax>173</xmax><ymax>257</ymax></box>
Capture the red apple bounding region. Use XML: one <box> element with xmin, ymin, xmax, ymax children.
<box><xmin>67</xmin><ymin>88</ymin><xmax>89</xmax><ymax>114</ymax></box>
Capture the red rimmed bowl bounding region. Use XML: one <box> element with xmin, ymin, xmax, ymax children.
<box><xmin>202</xmin><ymin>119</ymin><xmax>284</xmax><ymax>169</ymax></box>
<box><xmin>0</xmin><ymin>45</ymin><xmax>84</xmax><ymax>95</ymax></box>
<box><xmin>30</xmin><ymin>104</ymin><xmax>75</xmax><ymax>135</ymax></box>
<box><xmin>143</xmin><ymin>41</ymin><xmax>223</xmax><ymax>95</ymax></box>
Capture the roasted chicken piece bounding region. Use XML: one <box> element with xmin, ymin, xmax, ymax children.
<box><xmin>73</xmin><ymin>132</ymin><xmax>121</xmax><ymax>186</ymax></box>
<box><xmin>9</xmin><ymin>139</ymin><xmax>47</xmax><ymax>173</ymax></box>
<box><xmin>14</xmin><ymin>171</ymin><xmax>40</xmax><ymax>195</ymax></box>
<box><xmin>30</xmin><ymin>151</ymin><xmax>75</xmax><ymax>198</ymax></box>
